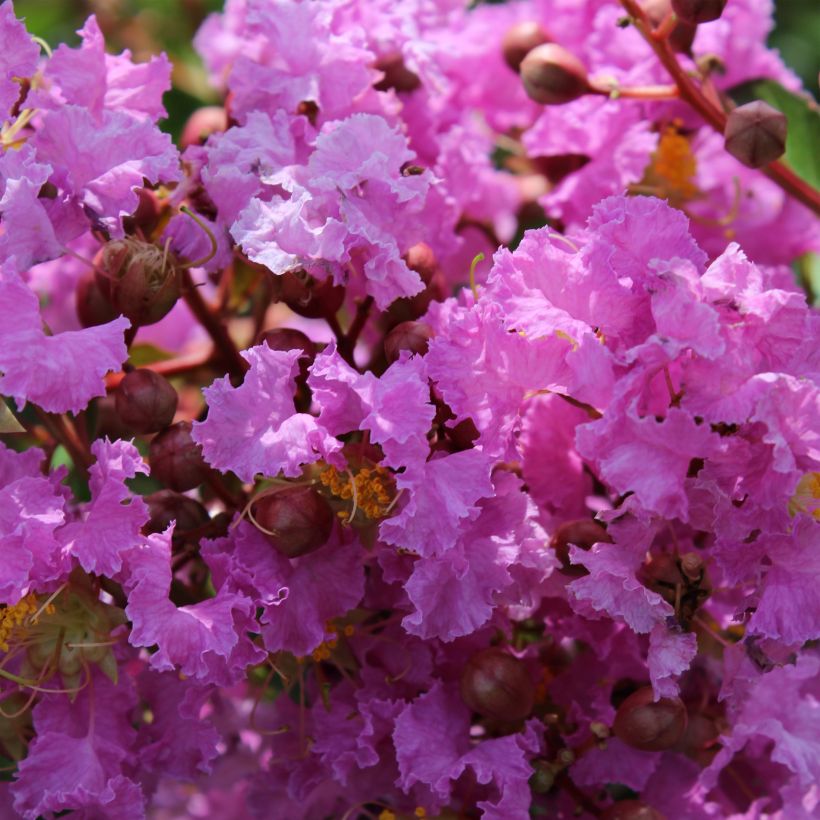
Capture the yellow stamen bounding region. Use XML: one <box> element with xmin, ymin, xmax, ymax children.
<box><xmin>789</xmin><ymin>472</ymin><xmax>820</xmax><ymax>519</ymax></box>
<box><xmin>642</xmin><ymin>123</ymin><xmax>698</xmax><ymax>204</ymax></box>
<box><xmin>319</xmin><ymin>464</ymin><xmax>397</xmax><ymax>522</ymax></box>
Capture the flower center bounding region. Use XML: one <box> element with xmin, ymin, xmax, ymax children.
<box><xmin>318</xmin><ymin>464</ymin><xmax>398</xmax><ymax>522</ymax></box>
<box><xmin>789</xmin><ymin>472</ymin><xmax>820</xmax><ymax>519</ymax></box>
<box><xmin>643</xmin><ymin>124</ymin><xmax>698</xmax><ymax>204</ymax></box>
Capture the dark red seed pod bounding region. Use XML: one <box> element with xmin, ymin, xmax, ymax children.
<box><xmin>115</xmin><ymin>369</ymin><xmax>178</xmax><ymax>434</ymax></box>
<box><xmin>275</xmin><ymin>270</ymin><xmax>345</xmax><ymax>319</ymax></box>
<box><xmin>384</xmin><ymin>321</ymin><xmax>433</xmax><ymax>364</ymax></box>
<box><xmin>520</xmin><ymin>44</ymin><xmax>590</xmax><ymax>105</ymax></box>
<box><xmin>180</xmin><ymin>105</ymin><xmax>229</xmax><ymax>150</ymax></box>
<box><xmin>502</xmin><ymin>21</ymin><xmax>552</xmax><ymax>72</ymax></box>
<box><xmin>613</xmin><ymin>687</ymin><xmax>688</xmax><ymax>752</ymax></box>
<box><xmin>460</xmin><ymin>647</ymin><xmax>535</xmax><ymax>722</ymax></box>
<box><xmin>149</xmin><ymin>421</ymin><xmax>208</xmax><ymax>493</ymax></box>
<box><xmin>251</xmin><ymin>485</ymin><xmax>334</xmax><ymax>558</ymax></box>
<box><xmin>256</xmin><ymin>328</ymin><xmax>317</xmax><ymax>382</ymax></box>
<box><xmin>373</xmin><ymin>52</ymin><xmax>421</xmax><ymax>93</ymax></box>
<box><xmin>601</xmin><ymin>800</ymin><xmax>667</xmax><ymax>820</ymax></box>
<box><xmin>551</xmin><ymin>519</ymin><xmax>611</xmax><ymax>568</ymax></box>
<box><xmin>724</xmin><ymin>100</ymin><xmax>787</xmax><ymax>169</ymax></box>
<box><xmin>671</xmin><ymin>0</ymin><xmax>727</xmax><ymax>24</ymax></box>
<box><xmin>76</xmin><ymin>270</ymin><xmax>119</xmax><ymax>328</ymax></box>
<box><xmin>144</xmin><ymin>490</ymin><xmax>210</xmax><ymax>536</ymax></box>
<box><xmin>94</xmin><ymin>238</ymin><xmax>180</xmax><ymax>327</ymax></box>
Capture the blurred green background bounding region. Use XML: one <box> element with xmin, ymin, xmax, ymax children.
<box><xmin>13</xmin><ymin>0</ymin><xmax>820</xmax><ymax>141</ymax></box>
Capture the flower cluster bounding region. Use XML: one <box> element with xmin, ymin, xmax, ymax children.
<box><xmin>0</xmin><ymin>0</ymin><xmax>818</xmax><ymax>818</ymax></box>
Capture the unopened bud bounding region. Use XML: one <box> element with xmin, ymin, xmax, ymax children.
<box><xmin>256</xmin><ymin>328</ymin><xmax>316</xmax><ymax>383</ymax></box>
<box><xmin>94</xmin><ymin>238</ymin><xmax>180</xmax><ymax>327</ymax></box>
<box><xmin>76</xmin><ymin>270</ymin><xmax>119</xmax><ymax>328</ymax></box>
<box><xmin>641</xmin><ymin>0</ymin><xmax>696</xmax><ymax>53</ymax></box>
<box><xmin>460</xmin><ymin>647</ymin><xmax>535</xmax><ymax>722</ymax></box>
<box><xmin>251</xmin><ymin>486</ymin><xmax>334</xmax><ymax>558</ymax></box>
<box><xmin>374</xmin><ymin>52</ymin><xmax>421</xmax><ymax>93</ymax></box>
<box><xmin>529</xmin><ymin>760</ymin><xmax>555</xmax><ymax>794</ymax></box>
<box><xmin>405</xmin><ymin>242</ymin><xmax>439</xmax><ymax>286</ymax></box>
<box><xmin>115</xmin><ymin>369</ymin><xmax>178</xmax><ymax>434</ymax></box>
<box><xmin>122</xmin><ymin>188</ymin><xmax>161</xmax><ymax>237</ymax></box>
<box><xmin>274</xmin><ymin>270</ymin><xmax>345</xmax><ymax>319</ymax></box>
<box><xmin>180</xmin><ymin>106</ymin><xmax>229</xmax><ymax>150</ymax></box>
<box><xmin>671</xmin><ymin>0</ymin><xmax>727</xmax><ymax>24</ymax></box>
<box><xmin>724</xmin><ymin>101</ymin><xmax>787</xmax><ymax>168</ymax></box>
<box><xmin>601</xmin><ymin>800</ymin><xmax>666</xmax><ymax>820</ymax></box>
<box><xmin>502</xmin><ymin>21</ymin><xmax>552</xmax><ymax>72</ymax></box>
<box><xmin>680</xmin><ymin>551</ymin><xmax>704</xmax><ymax>581</ymax></box>
<box><xmin>520</xmin><ymin>44</ymin><xmax>590</xmax><ymax>105</ymax></box>
<box><xmin>613</xmin><ymin>687</ymin><xmax>687</xmax><ymax>752</ymax></box>
<box><xmin>384</xmin><ymin>321</ymin><xmax>433</xmax><ymax>363</ymax></box>
<box><xmin>149</xmin><ymin>421</ymin><xmax>208</xmax><ymax>492</ymax></box>
<box><xmin>144</xmin><ymin>490</ymin><xmax>210</xmax><ymax>536</ymax></box>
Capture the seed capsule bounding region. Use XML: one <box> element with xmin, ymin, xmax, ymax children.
<box><xmin>460</xmin><ymin>647</ymin><xmax>535</xmax><ymax>722</ymax></box>
<box><xmin>274</xmin><ymin>270</ymin><xmax>345</xmax><ymax>319</ymax></box>
<box><xmin>613</xmin><ymin>687</ymin><xmax>688</xmax><ymax>752</ymax></box>
<box><xmin>149</xmin><ymin>421</ymin><xmax>208</xmax><ymax>492</ymax></box>
<box><xmin>115</xmin><ymin>369</ymin><xmax>178</xmax><ymax>434</ymax></box>
<box><xmin>95</xmin><ymin>238</ymin><xmax>180</xmax><ymax>327</ymax></box>
<box><xmin>384</xmin><ymin>321</ymin><xmax>433</xmax><ymax>363</ymax></box>
<box><xmin>520</xmin><ymin>44</ymin><xmax>590</xmax><ymax>105</ymax></box>
<box><xmin>502</xmin><ymin>21</ymin><xmax>552</xmax><ymax>72</ymax></box>
<box><xmin>251</xmin><ymin>486</ymin><xmax>334</xmax><ymax>558</ymax></box>
<box><xmin>724</xmin><ymin>101</ymin><xmax>787</xmax><ymax>169</ymax></box>
<box><xmin>144</xmin><ymin>490</ymin><xmax>210</xmax><ymax>536</ymax></box>
<box><xmin>76</xmin><ymin>270</ymin><xmax>119</xmax><ymax>328</ymax></box>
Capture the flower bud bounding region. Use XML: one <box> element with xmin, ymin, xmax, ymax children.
<box><xmin>405</xmin><ymin>242</ymin><xmax>439</xmax><ymax>286</ymax></box>
<box><xmin>257</xmin><ymin>328</ymin><xmax>317</xmax><ymax>382</ymax></box>
<box><xmin>671</xmin><ymin>0</ymin><xmax>727</xmax><ymax>24</ymax></box>
<box><xmin>529</xmin><ymin>760</ymin><xmax>555</xmax><ymax>794</ymax></box>
<box><xmin>679</xmin><ymin>551</ymin><xmax>704</xmax><ymax>581</ymax></box>
<box><xmin>502</xmin><ymin>21</ymin><xmax>552</xmax><ymax>72</ymax></box>
<box><xmin>384</xmin><ymin>321</ymin><xmax>433</xmax><ymax>363</ymax></box>
<box><xmin>149</xmin><ymin>421</ymin><xmax>208</xmax><ymax>492</ymax></box>
<box><xmin>551</xmin><ymin>519</ymin><xmax>611</xmax><ymax>570</ymax></box>
<box><xmin>520</xmin><ymin>44</ymin><xmax>590</xmax><ymax>105</ymax></box>
<box><xmin>274</xmin><ymin>270</ymin><xmax>345</xmax><ymax>319</ymax></box>
<box><xmin>180</xmin><ymin>105</ymin><xmax>228</xmax><ymax>150</ymax></box>
<box><xmin>601</xmin><ymin>800</ymin><xmax>666</xmax><ymax>820</ymax></box>
<box><xmin>641</xmin><ymin>0</ymin><xmax>696</xmax><ymax>53</ymax></box>
<box><xmin>115</xmin><ymin>369</ymin><xmax>178</xmax><ymax>434</ymax></box>
<box><xmin>460</xmin><ymin>648</ymin><xmax>535</xmax><ymax>722</ymax></box>
<box><xmin>724</xmin><ymin>101</ymin><xmax>787</xmax><ymax>168</ymax></box>
<box><xmin>76</xmin><ymin>270</ymin><xmax>119</xmax><ymax>328</ymax></box>
<box><xmin>613</xmin><ymin>687</ymin><xmax>687</xmax><ymax>751</ymax></box>
<box><xmin>144</xmin><ymin>490</ymin><xmax>210</xmax><ymax>536</ymax></box>
<box><xmin>251</xmin><ymin>486</ymin><xmax>334</xmax><ymax>558</ymax></box>
<box><xmin>94</xmin><ymin>238</ymin><xmax>180</xmax><ymax>327</ymax></box>
<box><xmin>373</xmin><ymin>52</ymin><xmax>421</xmax><ymax>93</ymax></box>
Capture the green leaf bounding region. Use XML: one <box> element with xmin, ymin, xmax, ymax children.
<box><xmin>128</xmin><ymin>343</ymin><xmax>174</xmax><ymax>367</ymax></box>
<box><xmin>731</xmin><ymin>80</ymin><xmax>820</xmax><ymax>189</ymax></box>
<box><xmin>0</xmin><ymin>398</ymin><xmax>25</xmax><ymax>434</ymax></box>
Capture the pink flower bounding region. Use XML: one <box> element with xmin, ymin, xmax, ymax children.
<box><xmin>32</xmin><ymin>16</ymin><xmax>172</xmax><ymax>122</ymax></box>
<box><xmin>0</xmin><ymin>272</ymin><xmax>129</xmax><ymax>413</ymax></box>
<box><xmin>193</xmin><ymin>345</ymin><xmax>342</xmax><ymax>482</ymax></box>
